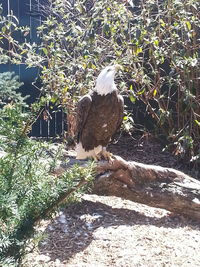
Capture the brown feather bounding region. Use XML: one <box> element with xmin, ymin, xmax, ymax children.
<box><xmin>76</xmin><ymin>91</ymin><xmax>124</xmax><ymax>151</ymax></box>
<box><xmin>76</xmin><ymin>95</ymin><xmax>92</xmax><ymax>143</ymax></box>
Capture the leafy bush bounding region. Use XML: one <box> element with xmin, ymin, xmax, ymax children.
<box><xmin>0</xmin><ymin>72</ymin><xmax>27</xmax><ymax>108</ymax></box>
<box><xmin>0</xmin><ymin>0</ymin><xmax>199</xmax><ymax>171</ymax></box>
<box><xmin>122</xmin><ymin>0</ymin><xmax>200</xmax><ymax>170</ymax></box>
<box><xmin>0</xmin><ymin>108</ymin><xmax>94</xmax><ymax>265</ymax></box>
<box><xmin>0</xmin><ymin>9</ymin><xmax>95</xmax><ymax>265</ymax></box>
<box><xmin>36</xmin><ymin>0</ymin><xmax>200</xmax><ymax>172</ymax></box>
<box><xmin>0</xmin><ymin>104</ymin><xmax>94</xmax><ymax>265</ymax></box>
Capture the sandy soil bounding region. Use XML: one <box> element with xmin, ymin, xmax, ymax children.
<box><xmin>22</xmin><ymin>134</ymin><xmax>200</xmax><ymax>267</ymax></box>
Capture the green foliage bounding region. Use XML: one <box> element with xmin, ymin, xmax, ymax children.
<box><xmin>0</xmin><ymin>72</ymin><xmax>27</xmax><ymax>108</ymax></box>
<box><xmin>36</xmin><ymin>0</ymin><xmax>200</xmax><ymax>170</ymax></box>
<box><xmin>0</xmin><ymin>5</ymin><xmax>31</xmax><ymax>65</ymax></box>
<box><xmin>0</xmin><ymin>0</ymin><xmax>199</xmax><ymax>169</ymax></box>
<box><xmin>0</xmin><ymin>105</ymin><xmax>94</xmax><ymax>265</ymax></box>
<box><xmin>0</xmin><ymin>112</ymin><xmax>92</xmax><ymax>265</ymax></box>
<box><xmin>37</xmin><ymin>0</ymin><xmax>129</xmax><ymax>101</ymax></box>
<box><xmin>124</xmin><ymin>0</ymin><xmax>200</xmax><ymax>169</ymax></box>
<box><xmin>0</xmin><ymin>9</ymin><xmax>95</xmax><ymax>265</ymax></box>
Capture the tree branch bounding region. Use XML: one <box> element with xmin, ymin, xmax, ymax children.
<box><xmin>92</xmin><ymin>156</ymin><xmax>200</xmax><ymax>220</ymax></box>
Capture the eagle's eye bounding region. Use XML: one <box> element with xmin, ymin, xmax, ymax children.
<box><xmin>107</xmin><ymin>68</ymin><xmax>111</xmax><ymax>72</ymax></box>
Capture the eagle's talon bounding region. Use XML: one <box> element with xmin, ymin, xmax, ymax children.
<box><xmin>100</xmin><ymin>150</ymin><xmax>113</xmax><ymax>162</ymax></box>
<box><xmin>91</xmin><ymin>154</ymin><xmax>102</xmax><ymax>161</ymax></box>
<box><xmin>108</xmin><ymin>156</ymin><xmax>115</xmax><ymax>164</ymax></box>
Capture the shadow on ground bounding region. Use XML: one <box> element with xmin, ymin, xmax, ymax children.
<box><xmin>38</xmin><ymin>194</ymin><xmax>200</xmax><ymax>264</ymax></box>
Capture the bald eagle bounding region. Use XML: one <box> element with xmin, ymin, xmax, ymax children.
<box><xmin>76</xmin><ymin>65</ymin><xmax>124</xmax><ymax>160</ymax></box>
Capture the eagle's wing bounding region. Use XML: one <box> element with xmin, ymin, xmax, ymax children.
<box><xmin>116</xmin><ymin>94</ymin><xmax>124</xmax><ymax>131</ymax></box>
<box><xmin>76</xmin><ymin>94</ymin><xmax>92</xmax><ymax>143</ymax></box>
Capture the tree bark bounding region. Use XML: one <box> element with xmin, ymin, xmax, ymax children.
<box><xmin>93</xmin><ymin>156</ymin><xmax>200</xmax><ymax>221</ymax></box>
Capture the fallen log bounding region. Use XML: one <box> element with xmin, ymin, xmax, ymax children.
<box><xmin>93</xmin><ymin>156</ymin><xmax>200</xmax><ymax>221</ymax></box>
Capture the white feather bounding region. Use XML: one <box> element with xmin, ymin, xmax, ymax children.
<box><xmin>76</xmin><ymin>142</ymin><xmax>102</xmax><ymax>159</ymax></box>
<box><xmin>94</xmin><ymin>65</ymin><xmax>118</xmax><ymax>96</ymax></box>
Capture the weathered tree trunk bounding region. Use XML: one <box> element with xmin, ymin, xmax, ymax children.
<box><xmin>93</xmin><ymin>156</ymin><xmax>200</xmax><ymax>220</ymax></box>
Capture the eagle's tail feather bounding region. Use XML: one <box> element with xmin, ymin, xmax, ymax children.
<box><xmin>76</xmin><ymin>142</ymin><xmax>102</xmax><ymax>160</ymax></box>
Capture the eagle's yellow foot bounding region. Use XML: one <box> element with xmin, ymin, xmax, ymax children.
<box><xmin>101</xmin><ymin>149</ymin><xmax>114</xmax><ymax>162</ymax></box>
<box><xmin>90</xmin><ymin>154</ymin><xmax>102</xmax><ymax>161</ymax></box>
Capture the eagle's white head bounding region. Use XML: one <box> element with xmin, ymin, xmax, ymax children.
<box><xmin>95</xmin><ymin>64</ymin><xmax>121</xmax><ymax>96</ymax></box>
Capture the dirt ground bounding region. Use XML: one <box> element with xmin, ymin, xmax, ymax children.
<box><xmin>22</xmin><ymin>134</ymin><xmax>200</xmax><ymax>267</ymax></box>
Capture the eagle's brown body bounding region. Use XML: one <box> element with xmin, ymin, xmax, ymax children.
<box><xmin>77</xmin><ymin>91</ymin><xmax>124</xmax><ymax>151</ymax></box>
<box><xmin>75</xmin><ymin>65</ymin><xmax>124</xmax><ymax>160</ymax></box>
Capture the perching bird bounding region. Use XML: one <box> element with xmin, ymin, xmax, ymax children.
<box><xmin>75</xmin><ymin>64</ymin><xmax>124</xmax><ymax>161</ymax></box>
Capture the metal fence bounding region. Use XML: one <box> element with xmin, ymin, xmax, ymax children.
<box><xmin>1</xmin><ymin>0</ymin><xmax>67</xmax><ymax>137</ymax></box>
